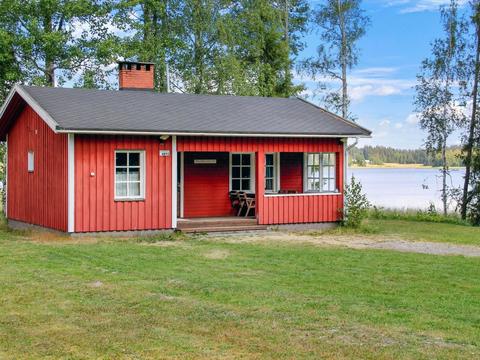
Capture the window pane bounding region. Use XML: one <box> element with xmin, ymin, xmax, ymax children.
<box><xmin>329</xmin><ymin>179</ymin><xmax>336</xmax><ymax>191</ymax></box>
<box><xmin>314</xmin><ymin>179</ymin><xmax>320</xmax><ymax>190</ymax></box>
<box><xmin>308</xmin><ymin>165</ymin><xmax>319</xmax><ymax>178</ymax></box>
<box><xmin>232</xmin><ymin>179</ymin><xmax>240</xmax><ymax>190</ymax></box>
<box><xmin>232</xmin><ymin>166</ymin><xmax>240</xmax><ymax>178</ymax></box>
<box><xmin>265</xmin><ymin>178</ymin><xmax>273</xmax><ymax>191</ymax></box>
<box><xmin>129</xmin><ymin>167</ymin><xmax>140</xmax><ymax>181</ymax></box>
<box><xmin>265</xmin><ymin>154</ymin><xmax>274</xmax><ymax>166</ymax></box>
<box><xmin>242</xmin><ymin>166</ymin><xmax>250</xmax><ymax>179</ymax></box>
<box><xmin>242</xmin><ymin>179</ymin><xmax>250</xmax><ymax>190</ymax></box>
<box><xmin>232</xmin><ymin>154</ymin><xmax>240</xmax><ymax>165</ymax></box>
<box><xmin>323</xmin><ymin>166</ymin><xmax>330</xmax><ymax>178</ymax></box>
<box><xmin>116</xmin><ymin>152</ymin><xmax>127</xmax><ymax>166</ymax></box>
<box><xmin>241</xmin><ymin>154</ymin><xmax>251</xmax><ymax>165</ymax></box>
<box><xmin>266</xmin><ymin>166</ymin><xmax>273</xmax><ymax>178</ymax></box>
<box><xmin>116</xmin><ymin>182</ymin><xmax>127</xmax><ymax>197</ymax></box>
<box><xmin>129</xmin><ymin>153</ymin><xmax>140</xmax><ymax>166</ymax></box>
<box><xmin>322</xmin><ymin>153</ymin><xmax>330</xmax><ymax>165</ymax></box>
<box><xmin>115</xmin><ymin>168</ymin><xmax>127</xmax><ymax>182</ymax></box>
<box><xmin>307</xmin><ymin>154</ymin><xmax>314</xmax><ymax>166</ymax></box>
<box><xmin>128</xmin><ymin>182</ymin><xmax>141</xmax><ymax>196</ymax></box>
<box><xmin>306</xmin><ymin>179</ymin><xmax>313</xmax><ymax>191</ymax></box>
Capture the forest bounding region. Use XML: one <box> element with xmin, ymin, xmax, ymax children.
<box><xmin>349</xmin><ymin>145</ymin><xmax>464</xmax><ymax>167</ymax></box>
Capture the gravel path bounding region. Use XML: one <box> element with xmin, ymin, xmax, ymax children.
<box><xmin>208</xmin><ymin>231</ymin><xmax>480</xmax><ymax>257</ymax></box>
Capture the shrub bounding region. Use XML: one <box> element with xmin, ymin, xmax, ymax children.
<box><xmin>343</xmin><ymin>176</ymin><xmax>370</xmax><ymax>228</ymax></box>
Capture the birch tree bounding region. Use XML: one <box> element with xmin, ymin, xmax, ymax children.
<box><xmin>415</xmin><ymin>0</ymin><xmax>466</xmax><ymax>215</ymax></box>
<box><xmin>460</xmin><ymin>1</ymin><xmax>480</xmax><ymax>220</ymax></box>
<box><xmin>300</xmin><ymin>0</ymin><xmax>369</xmax><ymax>119</ymax></box>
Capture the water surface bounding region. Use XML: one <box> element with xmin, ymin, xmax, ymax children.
<box><xmin>348</xmin><ymin>167</ymin><xmax>465</xmax><ymax>211</ymax></box>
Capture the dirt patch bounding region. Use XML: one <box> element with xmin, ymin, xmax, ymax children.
<box><xmin>207</xmin><ymin>231</ymin><xmax>480</xmax><ymax>257</ymax></box>
<box><xmin>203</xmin><ymin>249</ymin><xmax>231</xmax><ymax>259</ymax></box>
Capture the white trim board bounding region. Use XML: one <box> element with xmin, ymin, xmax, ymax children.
<box><xmin>57</xmin><ymin>129</ymin><xmax>369</xmax><ymax>138</ymax></box>
<box><xmin>171</xmin><ymin>136</ymin><xmax>178</xmax><ymax>228</ymax></box>
<box><xmin>180</xmin><ymin>151</ymin><xmax>184</xmax><ymax>218</ymax></box>
<box><xmin>67</xmin><ymin>134</ymin><xmax>75</xmax><ymax>232</ymax></box>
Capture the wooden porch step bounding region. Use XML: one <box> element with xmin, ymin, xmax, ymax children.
<box><xmin>180</xmin><ymin>225</ymin><xmax>268</xmax><ymax>233</ymax></box>
<box><xmin>177</xmin><ymin>217</ymin><xmax>257</xmax><ymax>230</ymax></box>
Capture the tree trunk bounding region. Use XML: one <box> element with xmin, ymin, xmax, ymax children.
<box><xmin>43</xmin><ymin>13</ymin><xmax>55</xmax><ymax>86</ymax></box>
<box><xmin>338</xmin><ymin>0</ymin><xmax>348</xmax><ymax>119</ymax></box>
<box><xmin>284</xmin><ymin>0</ymin><xmax>291</xmax><ymax>96</ymax></box>
<box><xmin>461</xmin><ymin>9</ymin><xmax>480</xmax><ymax>219</ymax></box>
<box><xmin>442</xmin><ymin>135</ymin><xmax>448</xmax><ymax>216</ymax></box>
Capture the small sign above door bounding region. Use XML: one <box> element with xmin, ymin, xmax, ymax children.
<box><xmin>194</xmin><ymin>159</ymin><xmax>217</xmax><ymax>164</ymax></box>
<box><xmin>159</xmin><ymin>150</ymin><xmax>170</xmax><ymax>156</ymax></box>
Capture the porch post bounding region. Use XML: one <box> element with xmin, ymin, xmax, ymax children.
<box><xmin>171</xmin><ymin>135</ymin><xmax>177</xmax><ymax>229</ymax></box>
<box><xmin>255</xmin><ymin>150</ymin><xmax>265</xmax><ymax>224</ymax></box>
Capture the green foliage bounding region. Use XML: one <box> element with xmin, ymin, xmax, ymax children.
<box><xmin>299</xmin><ymin>0</ymin><xmax>369</xmax><ymax>119</ymax></box>
<box><xmin>368</xmin><ymin>205</ymin><xmax>470</xmax><ymax>226</ymax></box>
<box><xmin>1</xmin><ymin>0</ymin><xmax>119</xmax><ymax>87</ymax></box>
<box><xmin>348</xmin><ymin>145</ymin><xmax>465</xmax><ymax>167</ymax></box>
<box><xmin>343</xmin><ymin>175</ymin><xmax>370</xmax><ymax>228</ymax></box>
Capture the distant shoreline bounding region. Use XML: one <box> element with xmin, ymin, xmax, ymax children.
<box><xmin>349</xmin><ymin>163</ymin><xmax>465</xmax><ymax>170</ymax></box>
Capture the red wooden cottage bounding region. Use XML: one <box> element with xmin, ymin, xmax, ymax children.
<box><xmin>0</xmin><ymin>61</ymin><xmax>371</xmax><ymax>233</ymax></box>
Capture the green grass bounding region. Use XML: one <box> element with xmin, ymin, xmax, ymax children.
<box><xmin>364</xmin><ymin>219</ymin><xmax>480</xmax><ymax>245</ymax></box>
<box><xmin>1</xmin><ymin>222</ymin><xmax>480</xmax><ymax>359</ymax></box>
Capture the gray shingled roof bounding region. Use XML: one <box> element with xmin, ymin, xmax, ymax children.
<box><xmin>18</xmin><ymin>85</ymin><xmax>371</xmax><ymax>137</ymax></box>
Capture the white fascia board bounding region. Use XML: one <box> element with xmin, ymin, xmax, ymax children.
<box><xmin>56</xmin><ymin>129</ymin><xmax>371</xmax><ymax>138</ymax></box>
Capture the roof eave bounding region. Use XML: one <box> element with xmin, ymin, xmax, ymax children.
<box><xmin>56</xmin><ymin>128</ymin><xmax>371</xmax><ymax>138</ymax></box>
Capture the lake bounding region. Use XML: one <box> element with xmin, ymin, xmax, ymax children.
<box><xmin>348</xmin><ymin>167</ymin><xmax>466</xmax><ymax>211</ymax></box>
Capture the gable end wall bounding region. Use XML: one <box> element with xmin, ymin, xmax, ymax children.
<box><xmin>7</xmin><ymin>105</ymin><xmax>68</xmax><ymax>231</ymax></box>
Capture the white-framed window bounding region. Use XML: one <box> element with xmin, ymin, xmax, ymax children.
<box><xmin>304</xmin><ymin>153</ymin><xmax>337</xmax><ymax>192</ymax></box>
<box><xmin>230</xmin><ymin>153</ymin><xmax>255</xmax><ymax>192</ymax></box>
<box><xmin>265</xmin><ymin>153</ymin><xmax>280</xmax><ymax>192</ymax></box>
<box><xmin>114</xmin><ymin>150</ymin><xmax>145</xmax><ymax>200</ymax></box>
<box><xmin>27</xmin><ymin>151</ymin><xmax>34</xmax><ymax>172</ymax></box>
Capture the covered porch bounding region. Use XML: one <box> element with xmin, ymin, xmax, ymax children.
<box><xmin>176</xmin><ymin>136</ymin><xmax>346</xmax><ymax>228</ymax></box>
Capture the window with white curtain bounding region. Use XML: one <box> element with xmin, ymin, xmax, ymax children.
<box><xmin>304</xmin><ymin>153</ymin><xmax>337</xmax><ymax>192</ymax></box>
<box><xmin>114</xmin><ymin>151</ymin><xmax>145</xmax><ymax>200</ymax></box>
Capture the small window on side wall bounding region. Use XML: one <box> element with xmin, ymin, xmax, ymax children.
<box><xmin>27</xmin><ymin>151</ymin><xmax>34</xmax><ymax>172</ymax></box>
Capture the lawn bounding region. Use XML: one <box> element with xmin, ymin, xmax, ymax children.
<box><xmin>365</xmin><ymin>219</ymin><xmax>480</xmax><ymax>245</ymax></box>
<box><xmin>0</xmin><ymin>221</ymin><xmax>480</xmax><ymax>359</ymax></box>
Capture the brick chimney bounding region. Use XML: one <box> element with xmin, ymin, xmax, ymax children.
<box><xmin>118</xmin><ymin>61</ymin><xmax>155</xmax><ymax>90</ymax></box>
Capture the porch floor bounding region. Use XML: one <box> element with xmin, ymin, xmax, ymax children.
<box><xmin>177</xmin><ymin>217</ymin><xmax>267</xmax><ymax>233</ymax></box>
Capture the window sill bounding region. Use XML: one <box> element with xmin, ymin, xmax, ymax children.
<box><xmin>264</xmin><ymin>192</ymin><xmax>341</xmax><ymax>197</ymax></box>
<box><xmin>114</xmin><ymin>197</ymin><xmax>146</xmax><ymax>202</ymax></box>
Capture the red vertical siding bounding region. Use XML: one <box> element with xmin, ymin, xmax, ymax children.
<box><xmin>74</xmin><ymin>135</ymin><xmax>172</xmax><ymax>232</ymax></box>
<box><xmin>7</xmin><ymin>105</ymin><xmax>68</xmax><ymax>231</ymax></box>
<box><xmin>183</xmin><ymin>152</ymin><xmax>232</xmax><ymax>217</ymax></box>
<box><xmin>178</xmin><ymin>136</ymin><xmax>345</xmax><ymax>224</ymax></box>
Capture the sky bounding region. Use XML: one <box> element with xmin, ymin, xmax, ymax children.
<box><xmin>297</xmin><ymin>0</ymin><xmax>469</xmax><ymax>149</ymax></box>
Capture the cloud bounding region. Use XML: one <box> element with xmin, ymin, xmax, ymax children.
<box><xmin>394</xmin><ymin>122</ymin><xmax>404</xmax><ymax>129</ymax></box>
<box><xmin>405</xmin><ymin>113</ymin><xmax>421</xmax><ymax>124</ymax></box>
<box><xmin>294</xmin><ymin>66</ymin><xmax>415</xmax><ymax>102</ymax></box>
<box><xmin>379</xmin><ymin>119</ymin><xmax>391</xmax><ymax>127</ymax></box>
<box><xmin>386</xmin><ymin>0</ymin><xmax>468</xmax><ymax>13</ymax></box>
